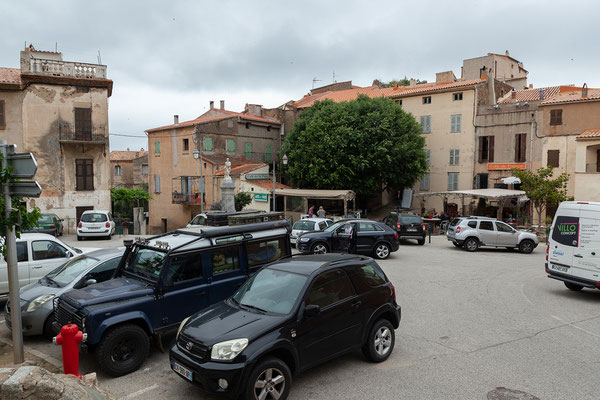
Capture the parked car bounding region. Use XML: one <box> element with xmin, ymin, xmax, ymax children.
<box><xmin>77</xmin><ymin>210</ymin><xmax>115</xmax><ymax>241</ymax></box>
<box><xmin>296</xmin><ymin>219</ymin><xmax>399</xmax><ymax>259</ymax></box>
<box><xmin>23</xmin><ymin>213</ymin><xmax>64</xmax><ymax>237</ymax></box>
<box><xmin>170</xmin><ymin>253</ymin><xmax>401</xmax><ymax>400</ymax></box>
<box><xmin>446</xmin><ymin>216</ymin><xmax>538</xmax><ymax>253</ymax></box>
<box><xmin>382</xmin><ymin>212</ymin><xmax>426</xmax><ymax>245</ymax></box>
<box><xmin>0</xmin><ymin>233</ymin><xmax>85</xmax><ymax>296</ymax></box>
<box><xmin>4</xmin><ymin>247</ymin><xmax>124</xmax><ymax>337</ymax></box>
<box><xmin>54</xmin><ymin>220</ymin><xmax>292</xmax><ymax>376</ymax></box>
<box><xmin>546</xmin><ymin>201</ymin><xmax>600</xmax><ymax>291</ymax></box>
<box><xmin>290</xmin><ymin>218</ymin><xmax>334</xmax><ymax>246</ymax></box>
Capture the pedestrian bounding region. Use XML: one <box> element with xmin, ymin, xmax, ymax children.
<box><xmin>506</xmin><ymin>214</ymin><xmax>514</xmax><ymax>223</ymax></box>
<box><xmin>308</xmin><ymin>205</ymin><xmax>315</xmax><ymax>218</ymax></box>
<box><xmin>345</xmin><ymin>223</ymin><xmax>357</xmax><ymax>254</ymax></box>
<box><xmin>317</xmin><ymin>206</ymin><xmax>326</xmax><ymax>218</ymax></box>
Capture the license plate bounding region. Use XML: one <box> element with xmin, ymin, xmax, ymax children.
<box><xmin>407</xmin><ymin>228</ymin><xmax>417</xmax><ymax>232</ymax></box>
<box><xmin>550</xmin><ymin>264</ymin><xmax>569</xmax><ymax>273</ymax></box>
<box><xmin>88</xmin><ymin>227</ymin><xmax>101</xmax><ymax>230</ymax></box>
<box><xmin>172</xmin><ymin>361</ymin><xmax>193</xmax><ymax>381</ymax></box>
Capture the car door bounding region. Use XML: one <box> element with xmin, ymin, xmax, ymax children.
<box><xmin>548</xmin><ymin>210</ymin><xmax>581</xmax><ymax>271</ymax></box>
<box><xmin>161</xmin><ymin>251</ymin><xmax>209</xmax><ymax>325</ymax></box>
<box><xmin>570</xmin><ymin>212</ymin><xmax>600</xmax><ymax>281</ymax></box>
<box><xmin>356</xmin><ymin>222</ymin><xmax>378</xmax><ymax>253</ymax></box>
<box><xmin>332</xmin><ymin>223</ymin><xmax>353</xmax><ymax>252</ymax></box>
<box><xmin>495</xmin><ymin>221</ymin><xmax>518</xmax><ymax>246</ymax></box>
<box><xmin>296</xmin><ymin>269</ymin><xmax>362</xmax><ymax>369</ymax></box>
<box><xmin>0</xmin><ymin>241</ymin><xmax>29</xmax><ymax>293</ymax></box>
<box><xmin>477</xmin><ymin>220</ymin><xmax>497</xmax><ymax>246</ymax></box>
<box><xmin>207</xmin><ymin>245</ymin><xmax>247</xmax><ymax>305</ymax></box>
<box><xmin>29</xmin><ymin>240</ymin><xmax>71</xmax><ymax>283</ymax></box>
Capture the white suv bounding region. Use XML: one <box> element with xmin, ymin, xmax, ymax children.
<box><xmin>290</xmin><ymin>218</ymin><xmax>334</xmax><ymax>246</ymax></box>
<box><xmin>77</xmin><ymin>210</ymin><xmax>115</xmax><ymax>241</ymax></box>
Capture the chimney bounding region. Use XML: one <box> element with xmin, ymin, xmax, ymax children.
<box><xmin>409</xmin><ymin>78</ymin><xmax>416</xmax><ymax>87</ymax></box>
<box><xmin>220</xmin><ymin>100</ymin><xmax>225</xmax><ymax>110</ymax></box>
<box><xmin>247</xmin><ymin>104</ymin><xmax>263</xmax><ymax>117</ymax></box>
<box><xmin>126</xmin><ymin>147</ymin><xmax>130</xmax><ymax>151</ymax></box>
<box><xmin>174</xmin><ymin>115</ymin><xmax>179</xmax><ymax>124</ymax></box>
<box><xmin>582</xmin><ymin>83</ymin><xmax>588</xmax><ymax>98</ymax></box>
<box><xmin>486</xmin><ymin>68</ymin><xmax>496</xmax><ymax>105</ymax></box>
<box><xmin>209</xmin><ymin>100</ymin><xmax>214</xmax><ymax>109</ymax></box>
<box><xmin>529</xmin><ymin>84</ymin><xmax>533</xmax><ymax>89</ymax></box>
<box><xmin>511</xmin><ymin>89</ymin><xmax>517</xmax><ymax>101</ymax></box>
<box><xmin>505</xmin><ymin>50</ymin><xmax>510</xmax><ymax>57</ymax></box>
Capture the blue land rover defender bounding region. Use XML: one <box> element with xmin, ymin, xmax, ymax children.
<box><xmin>54</xmin><ymin>221</ymin><xmax>291</xmax><ymax>376</ymax></box>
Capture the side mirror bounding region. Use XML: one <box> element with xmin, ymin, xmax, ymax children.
<box><xmin>66</xmin><ymin>251</ymin><xmax>73</xmax><ymax>257</ymax></box>
<box><xmin>84</xmin><ymin>278</ymin><xmax>97</xmax><ymax>286</ymax></box>
<box><xmin>304</xmin><ymin>304</ymin><xmax>320</xmax><ymax>318</ymax></box>
<box><xmin>60</xmin><ymin>218</ymin><xmax>64</xmax><ymax>222</ymax></box>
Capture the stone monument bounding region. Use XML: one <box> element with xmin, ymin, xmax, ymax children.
<box><xmin>221</xmin><ymin>158</ymin><xmax>235</xmax><ymax>212</ymax></box>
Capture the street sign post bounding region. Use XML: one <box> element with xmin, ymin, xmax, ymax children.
<box><xmin>0</xmin><ymin>141</ymin><xmax>42</xmax><ymax>364</ymax></box>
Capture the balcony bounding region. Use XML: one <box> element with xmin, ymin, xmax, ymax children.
<box><xmin>59</xmin><ymin>131</ymin><xmax>107</xmax><ymax>145</ymax></box>
<box><xmin>25</xmin><ymin>59</ymin><xmax>107</xmax><ymax>79</ymax></box>
<box><xmin>172</xmin><ymin>176</ymin><xmax>205</xmax><ymax>205</ymax></box>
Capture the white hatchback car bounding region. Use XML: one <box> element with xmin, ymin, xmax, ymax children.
<box><xmin>0</xmin><ymin>233</ymin><xmax>84</xmax><ymax>295</ymax></box>
<box><xmin>290</xmin><ymin>218</ymin><xmax>334</xmax><ymax>246</ymax></box>
<box><xmin>77</xmin><ymin>210</ymin><xmax>116</xmax><ymax>241</ymax></box>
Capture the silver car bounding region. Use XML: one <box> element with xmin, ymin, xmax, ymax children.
<box><xmin>4</xmin><ymin>247</ymin><xmax>124</xmax><ymax>337</ymax></box>
<box><xmin>289</xmin><ymin>218</ymin><xmax>334</xmax><ymax>246</ymax></box>
<box><xmin>446</xmin><ymin>216</ymin><xmax>539</xmax><ymax>253</ymax></box>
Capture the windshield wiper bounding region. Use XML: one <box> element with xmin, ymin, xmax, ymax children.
<box><xmin>240</xmin><ymin>303</ymin><xmax>268</xmax><ymax>314</ymax></box>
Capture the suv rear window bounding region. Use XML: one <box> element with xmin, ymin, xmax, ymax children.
<box><xmin>81</xmin><ymin>213</ymin><xmax>108</xmax><ymax>222</ymax></box>
<box><xmin>450</xmin><ymin>218</ymin><xmax>462</xmax><ymax>227</ymax></box>
<box><xmin>400</xmin><ymin>216</ymin><xmax>422</xmax><ymax>224</ymax></box>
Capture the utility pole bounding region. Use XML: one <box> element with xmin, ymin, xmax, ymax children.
<box><xmin>272</xmin><ymin>158</ymin><xmax>276</xmax><ymax>212</ymax></box>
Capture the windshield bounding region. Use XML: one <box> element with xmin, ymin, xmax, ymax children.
<box><xmin>233</xmin><ymin>268</ymin><xmax>308</xmax><ymax>314</ymax></box>
<box><xmin>38</xmin><ymin>215</ymin><xmax>54</xmax><ymax>224</ymax></box>
<box><xmin>324</xmin><ymin>221</ymin><xmax>345</xmax><ymax>233</ymax></box>
<box><xmin>81</xmin><ymin>213</ymin><xmax>107</xmax><ymax>222</ymax></box>
<box><xmin>46</xmin><ymin>256</ymin><xmax>98</xmax><ymax>287</ymax></box>
<box><xmin>123</xmin><ymin>247</ymin><xmax>166</xmax><ymax>281</ymax></box>
<box><xmin>190</xmin><ymin>214</ymin><xmax>206</xmax><ymax>225</ymax></box>
<box><xmin>293</xmin><ymin>220</ymin><xmax>315</xmax><ymax>231</ymax></box>
<box><xmin>400</xmin><ymin>216</ymin><xmax>422</xmax><ymax>224</ymax></box>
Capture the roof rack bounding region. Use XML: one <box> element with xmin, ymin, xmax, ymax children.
<box><xmin>173</xmin><ymin>219</ymin><xmax>290</xmax><ymax>239</ymax></box>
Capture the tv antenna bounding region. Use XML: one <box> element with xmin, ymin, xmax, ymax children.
<box><xmin>333</xmin><ymin>70</ymin><xmax>337</xmax><ymax>83</ymax></box>
<box><xmin>312</xmin><ymin>77</ymin><xmax>322</xmax><ymax>89</ymax></box>
<box><xmin>97</xmin><ymin>50</ymin><xmax>102</xmax><ymax>64</ymax></box>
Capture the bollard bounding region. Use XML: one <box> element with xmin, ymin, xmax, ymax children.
<box><xmin>53</xmin><ymin>323</ymin><xmax>87</xmax><ymax>378</ymax></box>
<box><xmin>428</xmin><ymin>223</ymin><xmax>432</xmax><ymax>243</ymax></box>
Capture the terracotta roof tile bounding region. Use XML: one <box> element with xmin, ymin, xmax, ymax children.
<box><xmin>110</xmin><ymin>150</ymin><xmax>148</xmax><ymax>162</ymax></box>
<box><xmin>215</xmin><ymin>163</ymin><xmax>266</xmax><ymax>176</ymax></box>
<box><xmin>497</xmin><ymin>86</ymin><xmax>561</xmax><ymax>103</ymax></box>
<box><xmin>388</xmin><ymin>79</ymin><xmax>483</xmax><ymax>98</ymax></box>
<box><xmin>246</xmin><ymin>179</ymin><xmax>292</xmax><ymax>190</ymax></box>
<box><xmin>295</xmin><ymin>86</ymin><xmax>399</xmax><ymax>109</ymax></box>
<box><xmin>577</xmin><ymin>128</ymin><xmax>600</xmax><ymax>140</ymax></box>
<box><xmin>146</xmin><ymin>109</ymin><xmax>280</xmax><ymax>133</ymax></box>
<box><xmin>202</xmin><ymin>155</ymin><xmax>256</xmax><ymax>167</ymax></box>
<box><xmin>541</xmin><ymin>88</ymin><xmax>600</xmax><ymax>105</ymax></box>
<box><xmin>0</xmin><ymin>68</ymin><xmax>21</xmax><ymax>84</ymax></box>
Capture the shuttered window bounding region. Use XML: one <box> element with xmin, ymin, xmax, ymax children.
<box><xmin>420</xmin><ymin>174</ymin><xmax>430</xmax><ymax>191</ymax></box>
<box><xmin>449</xmin><ymin>149</ymin><xmax>460</xmax><ymax>165</ymax></box>
<box><xmin>515</xmin><ymin>134</ymin><xmax>527</xmax><ymax>162</ymax></box>
<box><xmin>0</xmin><ymin>100</ymin><xmax>5</xmax><ymax>129</ymax></box>
<box><xmin>450</xmin><ymin>114</ymin><xmax>462</xmax><ymax>133</ymax></box>
<box><xmin>547</xmin><ymin>150</ymin><xmax>560</xmax><ymax>167</ymax></box>
<box><xmin>203</xmin><ymin>137</ymin><xmax>213</xmax><ymax>151</ymax></box>
<box><xmin>425</xmin><ymin>149</ymin><xmax>431</xmax><ymax>167</ymax></box>
<box><xmin>226</xmin><ymin>139</ymin><xmax>235</xmax><ymax>153</ymax></box>
<box><xmin>154</xmin><ymin>175</ymin><xmax>160</xmax><ymax>193</ymax></box>
<box><xmin>245</xmin><ymin>142</ymin><xmax>252</xmax><ymax>159</ymax></box>
<box><xmin>75</xmin><ymin>159</ymin><xmax>94</xmax><ymax>190</ymax></box>
<box><xmin>478</xmin><ymin>136</ymin><xmax>494</xmax><ymax>163</ymax></box>
<box><xmin>447</xmin><ymin>172</ymin><xmax>459</xmax><ymax>190</ymax></box>
<box><xmin>420</xmin><ymin>116</ymin><xmax>431</xmax><ymax>133</ymax></box>
<box><xmin>265</xmin><ymin>144</ymin><xmax>273</xmax><ymax>163</ymax></box>
<box><xmin>154</xmin><ymin>141</ymin><xmax>160</xmax><ymax>154</ymax></box>
<box><xmin>550</xmin><ymin>109</ymin><xmax>563</xmax><ymax>126</ymax></box>
<box><xmin>74</xmin><ymin>108</ymin><xmax>92</xmax><ymax>140</ymax></box>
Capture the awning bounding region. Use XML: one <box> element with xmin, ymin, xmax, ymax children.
<box><xmin>274</xmin><ymin>188</ymin><xmax>355</xmax><ymax>200</ymax></box>
<box><xmin>501</xmin><ymin>177</ymin><xmax>521</xmax><ymax>184</ymax></box>
<box><xmin>418</xmin><ymin>188</ymin><xmax>526</xmax><ymax>200</ymax></box>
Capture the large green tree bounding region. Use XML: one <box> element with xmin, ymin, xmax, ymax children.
<box><xmin>281</xmin><ymin>95</ymin><xmax>428</xmax><ymax>196</ymax></box>
<box><xmin>512</xmin><ymin>166</ymin><xmax>571</xmax><ymax>226</ymax></box>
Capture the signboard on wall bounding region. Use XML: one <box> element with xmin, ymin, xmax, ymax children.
<box><xmin>254</xmin><ymin>193</ymin><xmax>269</xmax><ymax>202</ymax></box>
<box><xmin>488</xmin><ymin>163</ymin><xmax>527</xmax><ymax>170</ymax></box>
<box><xmin>246</xmin><ymin>174</ymin><xmax>270</xmax><ymax>180</ymax></box>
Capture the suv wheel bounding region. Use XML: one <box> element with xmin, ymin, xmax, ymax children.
<box><xmin>417</xmin><ymin>238</ymin><xmax>425</xmax><ymax>245</ymax></box>
<box><xmin>519</xmin><ymin>240</ymin><xmax>535</xmax><ymax>254</ymax></box>
<box><xmin>245</xmin><ymin>357</ymin><xmax>291</xmax><ymax>400</ymax></box>
<box><xmin>363</xmin><ymin>319</ymin><xmax>395</xmax><ymax>363</ymax></box>
<box><xmin>43</xmin><ymin>313</ymin><xmax>58</xmax><ymax>339</ymax></box>
<box><xmin>96</xmin><ymin>324</ymin><xmax>150</xmax><ymax>377</ymax></box>
<box><xmin>564</xmin><ymin>282</ymin><xmax>584</xmax><ymax>291</ymax></box>
<box><xmin>311</xmin><ymin>242</ymin><xmax>328</xmax><ymax>254</ymax></box>
<box><xmin>464</xmin><ymin>237</ymin><xmax>479</xmax><ymax>252</ymax></box>
<box><xmin>374</xmin><ymin>243</ymin><xmax>390</xmax><ymax>259</ymax></box>
<box><xmin>452</xmin><ymin>241</ymin><xmax>462</xmax><ymax>248</ymax></box>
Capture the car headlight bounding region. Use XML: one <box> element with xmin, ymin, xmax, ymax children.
<box><xmin>176</xmin><ymin>316</ymin><xmax>190</xmax><ymax>340</ymax></box>
<box><xmin>26</xmin><ymin>295</ymin><xmax>55</xmax><ymax>312</ymax></box>
<box><xmin>299</xmin><ymin>237</ymin><xmax>311</xmax><ymax>243</ymax></box>
<box><xmin>211</xmin><ymin>338</ymin><xmax>249</xmax><ymax>361</ymax></box>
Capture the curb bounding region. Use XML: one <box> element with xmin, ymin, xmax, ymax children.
<box><xmin>0</xmin><ymin>334</ymin><xmax>62</xmax><ymax>369</ymax></box>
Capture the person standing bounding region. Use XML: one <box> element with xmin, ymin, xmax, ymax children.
<box><xmin>308</xmin><ymin>205</ymin><xmax>315</xmax><ymax>218</ymax></box>
<box><xmin>317</xmin><ymin>206</ymin><xmax>326</xmax><ymax>218</ymax></box>
<box><xmin>344</xmin><ymin>222</ymin><xmax>357</xmax><ymax>254</ymax></box>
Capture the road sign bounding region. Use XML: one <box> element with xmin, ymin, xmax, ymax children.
<box><xmin>246</xmin><ymin>173</ymin><xmax>269</xmax><ymax>180</ymax></box>
<box><xmin>7</xmin><ymin>153</ymin><xmax>38</xmax><ymax>179</ymax></box>
<box><xmin>254</xmin><ymin>193</ymin><xmax>268</xmax><ymax>202</ymax></box>
<box><xmin>9</xmin><ymin>181</ymin><xmax>42</xmax><ymax>197</ymax></box>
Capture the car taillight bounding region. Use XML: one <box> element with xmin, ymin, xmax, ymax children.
<box><xmin>394</xmin><ymin>233</ymin><xmax>398</xmax><ymax>239</ymax></box>
<box><xmin>105</xmin><ymin>222</ymin><xmax>110</xmax><ymax>228</ymax></box>
<box><xmin>546</xmin><ymin>244</ymin><xmax>549</xmax><ymax>261</ymax></box>
<box><xmin>456</xmin><ymin>226</ymin><xmax>461</xmax><ymax>234</ymax></box>
<box><xmin>422</xmin><ymin>223</ymin><xmax>427</xmax><ymax>231</ymax></box>
<box><xmin>50</xmin><ymin>225</ymin><xmax>55</xmax><ymax>229</ymax></box>
<box><xmin>397</xmin><ymin>223</ymin><xmax>401</xmax><ymax>230</ymax></box>
<box><xmin>391</xmin><ymin>284</ymin><xmax>396</xmax><ymax>302</ymax></box>
<box><xmin>78</xmin><ymin>222</ymin><xmax>82</xmax><ymax>228</ymax></box>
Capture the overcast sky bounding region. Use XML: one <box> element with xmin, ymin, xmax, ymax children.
<box><xmin>1</xmin><ymin>0</ymin><xmax>598</xmax><ymax>150</ymax></box>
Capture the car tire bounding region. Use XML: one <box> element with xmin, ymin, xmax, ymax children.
<box><xmin>417</xmin><ymin>238</ymin><xmax>425</xmax><ymax>245</ymax></box>
<box><xmin>362</xmin><ymin>319</ymin><xmax>395</xmax><ymax>363</ymax></box>
<box><xmin>244</xmin><ymin>357</ymin><xmax>292</xmax><ymax>400</ymax></box>
<box><xmin>373</xmin><ymin>243</ymin><xmax>391</xmax><ymax>259</ymax></box>
<box><xmin>96</xmin><ymin>324</ymin><xmax>150</xmax><ymax>377</ymax></box>
<box><xmin>43</xmin><ymin>313</ymin><xmax>58</xmax><ymax>339</ymax></box>
<box><xmin>77</xmin><ymin>235</ymin><xmax>82</xmax><ymax>242</ymax></box>
<box><xmin>463</xmin><ymin>237</ymin><xmax>479</xmax><ymax>252</ymax></box>
<box><xmin>310</xmin><ymin>242</ymin><xmax>328</xmax><ymax>254</ymax></box>
<box><xmin>452</xmin><ymin>241</ymin><xmax>462</xmax><ymax>248</ymax></box>
<box><xmin>519</xmin><ymin>240</ymin><xmax>535</xmax><ymax>254</ymax></box>
<box><xmin>564</xmin><ymin>282</ymin><xmax>584</xmax><ymax>291</ymax></box>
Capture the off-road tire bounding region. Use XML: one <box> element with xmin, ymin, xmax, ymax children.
<box><xmin>96</xmin><ymin>324</ymin><xmax>150</xmax><ymax>377</ymax></box>
<box><xmin>362</xmin><ymin>319</ymin><xmax>395</xmax><ymax>363</ymax></box>
<box><xmin>244</xmin><ymin>357</ymin><xmax>292</xmax><ymax>400</ymax></box>
<box><xmin>564</xmin><ymin>282</ymin><xmax>584</xmax><ymax>291</ymax></box>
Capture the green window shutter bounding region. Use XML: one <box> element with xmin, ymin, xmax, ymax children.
<box><xmin>226</xmin><ymin>139</ymin><xmax>235</xmax><ymax>152</ymax></box>
<box><xmin>154</xmin><ymin>141</ymin><xmax>160</xmax><ymax>154</ymax></box>
<box><xmin>245</xmin><ymin>142</ymin><xmax>252</xmax><ymax>159</ymax></box>
<box><xmin>265</xmin><ymin>144</ymin><xmax>272</xmax><ymax>163</ymax></box>
<box><xmin>203</xmin><ymin>137</ymin><xmax>213</xmax><ymax>151</ymax></box>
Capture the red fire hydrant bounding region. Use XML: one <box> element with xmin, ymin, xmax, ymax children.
<box><xmin>53</xmin><ymin>324</ymin><xmax>87</xmax><ymax>378</ymax></box>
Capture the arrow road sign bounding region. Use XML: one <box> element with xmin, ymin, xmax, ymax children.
<box><xmin>9</xmin><ymin>181</ymin><xmax>42</xmax><ymax>197</ymax></box>
<box><xmin>7</xmin><ymin>153</ymin><xmax>38</xmax><ymax>179</ymax></box>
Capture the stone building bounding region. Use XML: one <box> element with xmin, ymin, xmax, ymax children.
<box><xmin>110</xmin><ymin>149</ymin><xmax>148</xmax><ymax>188</ymax></box>
<box><xmin>0</xmin><ymin>47</ymin><xmax>112</xmax><ymax>225</ymax></box>
<box><xmin>462</xmin><ymin>51</ymin><xmax>528</xmax><ymax>90</ymax></box>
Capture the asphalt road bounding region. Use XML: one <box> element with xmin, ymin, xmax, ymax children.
<box><xmin>3</xmin><ymin>234</ymin><xmax>600</xmax><ymax>399</ymax></box>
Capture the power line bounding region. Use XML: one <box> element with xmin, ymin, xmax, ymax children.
<box><xmin>109</xmin><ymin>133</ymin><xmax>147</xmax><ymax>138</ymax></box>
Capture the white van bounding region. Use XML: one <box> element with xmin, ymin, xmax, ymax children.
<box><xmin>546</xmin><ymin>201</ymin><xmax>600</xmax><ymax>291</ymax></box>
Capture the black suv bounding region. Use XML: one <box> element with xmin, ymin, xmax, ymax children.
<box><xmin>170</xmin><ymin>254</ymin><xmax>401</xmax><ymax>400</ymax></box>
<box><xmin>382</xmin><ymin>212</ymin><xmax>426</xmax><ymax>245</ymax></box>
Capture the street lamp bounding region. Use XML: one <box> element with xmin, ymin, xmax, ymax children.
<box><xmin>272</xmin><ymin>154</ymin><xmax>288</xmax><ymax>212</ymax></box>
<box><xmin>193</xmin><ymin>147</ymin><xmax>204</xmax><ymax>214</ymax></box>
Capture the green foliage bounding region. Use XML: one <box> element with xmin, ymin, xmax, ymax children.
<box><xmin>378</xmin><ymin>77</ymin><xmax>425</xmax><ymax>87</ymax></box>
<box><xmin>111</xmin><ymin>186</ymin><xmax>152</xmax><ymax>220</ymax></box>
<box><xmin>512</xmin><ymin>166</ymin><xmax>571</xmax><ymax>226</ymax></box>
<box><xmin>234</xmin><ymin>192</ymin><xmax>253</xmax><ymax>211</ymax></box>
<box><xmin>281</xmin><ymin>95</ymin><xmax>428</xmax><ymax>196</ymax></box>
